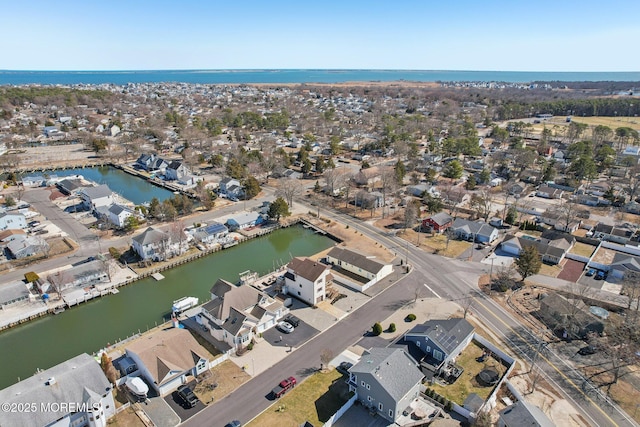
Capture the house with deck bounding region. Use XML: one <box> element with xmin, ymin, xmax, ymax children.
<box><xmin>225</xmin><ymin>212</ymin><xmax>263</xmax><ymax>230</ymax></box>
<box><xmin>131</xmin><ymin>226</ymin><xmax>186</xmax><ymax>261</ymax></box>
<box><xmin>325</xmin><ymin>246</ymin><xmax>392</xmax><ymax>291</ymax></box>
<box><xmin>199</xmin><ymin>278</ymin><xmax>287</xmax><ymax>351</ymax></box>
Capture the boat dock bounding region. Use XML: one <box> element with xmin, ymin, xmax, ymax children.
<box><xmin>151</xmin><ymin>273</ymin><xmax>165</xmax><ymax>281</ymax></box>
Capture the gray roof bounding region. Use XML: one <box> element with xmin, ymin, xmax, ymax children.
<box><xmin>206</xmin><ymin>279</ymin><xmax>262</xmax><ymax>321</ymax></box>
<box><xmin>426</xmin><ymin>212</ymin><xmax>453</xmax><ymax>227</ymax></box>
<box><xmin>81</xmin><ymin>184</ymin><xmax>112</xmax><ymax>200</ymax></box>
<box><xmin>0</xmin><ymin>353</ymin><xmax>111</xmax><ymax>427</ymax></box>
<box><xmin>227</xmin><ymin>211</ymin><xmax>261</xmax><ymax>226</ymax></box>
<box><xmin>326</xmin><ymin>247</ymin><xmax>388</xmax><ymax>275</ymax></box>
<box><xmin>451</xmin><ymin>218</ymin><xmax>496</xmax><ymax>238</ymax></box>
<box><xmin>132</xmin><ymin>227</ymin><xmax>168</xmax><ymax>245</ymax></box>
<box><xmin>108</xmin><ymin>204</ymin><xmax>129</xmax><ymax>215</ymax></box>
<box><xmin>406</xmin><ymin>318</ymin><xmax>474</xmax><ymax>356</ymax></box>
<box><xmin>499</xmin><ymin>400</ymin><xmax>555</xmax><ymax>427</ymax></box>
<box><xmin>611</xmin><ymin>253</ymin><xmax>640</xmax><ymax>274</ymax></box>
<box><xmin>350</xmin><ymin>347</ymin><xmax>423</xmax><ymax>403</ymax></box>
<box><xmin>0</xmin><ymin>281</ymin><xmax>30</xmax><ymax>305</ymax></box>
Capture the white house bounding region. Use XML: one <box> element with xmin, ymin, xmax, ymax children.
<box><xmin>199</xmin><ymin>278</ymin><xmax>287</xmax><ymax>351</ymax></box>
<box><xmin>326</xmin><ymin>247</ymin><xmax>392</xmax><ymax>291</ymax></box>
<box><xmin>125</xmin><ymin>327</ymin><xmax>210</xmax><ymax>396</ymax></box>
<box><xmin>192</xmin><ymin>222</ymin><xmax>228</xmax><ymax>244</ymax></box>
<box><xmin>107</xmin><ymin>204</ymin><xmax>138</xmax><ymax>229</ymax></box>
<box><xmin>80</xmin><ymin>185</ymin><xmax>114</xmax><ymax>211</ymax></box>
<box><xmin>0</xmin><ymin>212</ymin><xmax>27</xmax><ymax>230</ymax></box>
<box><xmin>131</xmin><ymin>227</ymin><xmax>170</xmax><ymax>261</ymax></box>
<box><xmin>46</xmin><ymin>260</ymin><xmax>109</xmax><ymax>293</ymax></box>
<box><xmin>225</xmin><ymin>212</ymin><xmax>264</xmax><ymax>230</ymax></box>
<box><xmin>284</xmin><ymin>257</ymin><xmax>332</xmax><ymax>306</ymax></box>
<box><xmin>0</xmin><ymin>353</ymin><xmax>115</xmax><ymax>427</ymax></box>
<box><xmin>165</xmin><ymin>160</ymin><xmax>190</xmax><ymax>181</ymax></box>
<box><xmin>6</xmin><ymin>235</ymin><xmax>48</xmax><ymax>259</ymax></box>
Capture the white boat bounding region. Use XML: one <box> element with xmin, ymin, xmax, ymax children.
<box><xmin>125</xmin><ymin>376</ymin><xmax>149</xmax><ymax>399</ymax></box>
<box><xmin>172</xmin><ymin>296</ymin><xmax>199</xmax><ymax>314</ymax></box>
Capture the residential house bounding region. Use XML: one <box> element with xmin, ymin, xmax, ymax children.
<box><xmin>199</xmin><ymin>279</ymin><xmax>287</xmax><ymax>351</ymax></box>
<box><xmin>135</xmin><ymin>153</ymin><xmax>155</xmax><ymax>170</ymax></box>
<box><xmin>325</xmin><ymin>247</ymin><xmax>392</xmax><ymax>286</ymax></box>
<box><xmin>540</xmin><ymin>210</ymin><xmax>581</xmax><ymax>233</ymax></box>
<box><xmin>0</xmin><ymin>353</ymin><xmax>115</xmax><ymax>427</ymax></box>
<box><xmin>225</xmin><ymin>212</ymin><xmax>263</xmax><ymax>230</ymax></box>
<box><xmin>131</xmin><ymin>227</ymin><xmax>171</xmax><ymax>261</ymax></box>
<box><xmin>284</xmin><ymin>257</ymin><xmax>332</xmax><ymax>305</ymax></box>
<box><xmin>501</xmin><ymin>232</ymin><xmax>575</xmax><ymax>265</ymax></box>
<box><xmin>20</xmin><ymin>174</ymin><xmax>46</xmax><ymax>187</ymax></box>
<box><xmin>0</xmin><ymin>212</ymin><xmax>27</xmax><ymax>230</ymax></box>
<box><xmin>535</xmin><ymin>185</ymin><xmax>563</xmax><ymax>199</ymax></box>
<box><xmin>609</xmin><ymin>253</ymin><xmax>640</xmax><ymax>280</ymax></box>
<box><xmin>422</xmin><ymin>212</ymin><xmax>453</xmax><ymax>233</ymax></box>
<box><xmin>6</xmin><ymin>235</ymin><xmax>48</xmax><ymax>259</ymax></box>
<box><xmin>165</xmin><ymin>160</ymin><xmax>190</xmax><ymax>181</ymax></box>
<box><xmin>282</xmin><ymin>169</ymin><xmax>303</xmax><ymax>180</ymax></box>
<box><xmin>135</xmin><ymin>153</ymin><xmax>168</xmax><ymax>173</ymax></box>
<box><xmin>353</xmin><ymin>167</ymin><xmax>382</xmax><ymax>188</ymax></box>
<box><xmin>450</xmin><ymin>218</ymin><xmax>499</xmax><ymax>243</ymax></box>
<box><xmin>408</xmin><ymin>184</ymin><xmax>439</xmax><ymax>198</ymax></box>
<box><xmin>56</xmin><ymin>178</ymin><xmax>84</xmax><ymax>195</ymax></box>
<box><xmin>106</xmin><ymin>204</ymin><xmax>138</xmax><ymax>229</ymax></box>
<box><xmin>0</xmin><ymin>228</ymin><xmax>26</xmax><ymax>244</ymax></box>
<box><xmin>46</xmin><ymin>260</ymin><xmax>109</xmax><ymax>293</ymax></box>
<box><xmin>354</xmin><ymin>190</ymin><xmax>384</xmax><ymax>209</ymax></box>
<box><xmin>192</xmin><ymin>222</ymin><xmax>229</xmax><ymax>245</ymax></box>
<box><xmin>0</xmin><ymin>281</ymin><xmax>31</xmax><ymax>309</ymax></box>
<box><xmin>591</xmin><ymin>223</ymin><xmax>634</xmax><ymax>245</ymax></box>
<box><xmin>536</xmin><ymin>293</ymin><xmax>604</xmax><ymax>339</ymax></box>
<box><xmin>347</xmin><ymin>347</ymin><xmax>424</xmax><ymax>423</ymax></box>
<box><xmin>403</xmin><ymin>318</ymin><xmax>475</xmax><ymax>376</ymax></box>
<box><xmin>508</xmin><ymin>183</ymin><xmax>526</xmax><ymax>197</ymax></box>
<box><xmin>219</xmin><ymin>177</ymin><xmax>241</xmax><ymax>195</ymax></box>
<box><xmin>125</xmin><ymin>327</ymin><xmax>210</xmax><ymax>396</ymax></box>
<box><xmin>498</xmin><ymin>400</ymin><xmax>555</xmax><ymax>427</ymax></box>
<box><xmin>80</xmin><ymin>185</ymin><xmax>114</xmax><ymax>211</ymax></box>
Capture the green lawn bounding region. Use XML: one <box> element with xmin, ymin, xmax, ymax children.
<box><xmin>247</xmin><ymin>370</ymin><xmax>350</xmax><ymax>427</ymax></box>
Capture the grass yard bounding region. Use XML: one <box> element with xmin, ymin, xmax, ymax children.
<box><xmin>430</xmin><ymin>341</ymin><xmax>507</xmax><ymax>405</ymax></box>
<box><xmin>193</xmin><ymin>360</ymin><xmax>250</xmax><ymax>405</ymax></box>
<box><xmin>538</xmin><ymin>263</ymin><xmax>562</xmax><ymax>277</ymax></box>
<box><xmin>404</xmin><ymin>231</ymin><xmax>471</xmax><ymax>258</ymax></box>
<box><xmin>247</xmin><ymin>370</ymin><xmax>350</xmax><ymax>427</ymax></box>
<box><xmin>106</xmin><ymin>405</ymin><xmax>146</xmax><ymax>427</ymax></box>
<box><xmin>569</xmin><ymin>242</ymin><xmax>596</xmax><ymax>258</ymax></box>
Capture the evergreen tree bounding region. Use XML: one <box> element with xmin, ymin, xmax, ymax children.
<box><xmin>514</xmin><ymin>245</ymin><xmax>542</xmax><ymax>280</ymax></box>
<box><xmin>267</xmin><ymin>197</ymin><xmax>291</xmax><ymax>222</ymax></box>
<box><xmin>442</xmin><ymin>160</ymin><xmax>463</xmax><ymax>180</ymax></box>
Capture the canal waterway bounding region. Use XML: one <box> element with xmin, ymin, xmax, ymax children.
<box><xmin>28</xmin><ymin>165</ymin><xmax>174</xmax><ymax>205</ymax></box>
<box><xmin>0</xmin><ymin>226</ymin><xmax>334</xmax><ymax>389</ymax></box>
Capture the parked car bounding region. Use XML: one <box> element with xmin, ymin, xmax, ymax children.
<box><xmin>336</xmin><ymin>361</ymin><xmax>353</xmax><ymax>375</ymax></box>
<box><xmin>272</xmin><ymin>376</ymin><xmax>296</xmax><ymax>398</ymax></box>
<box><xmin>585</xmin><ymin>269</ymin><xmax>596</xmax><ymax>277</ymax></box>
<box><xmin>177</xmin><ymin>385</ymin><xmax>199</xmax><ymax>408</ymax></box>
<box><xmin>284</xmin><ymin>314</ymin><xmax>301</xmax><ymax>327</ymax></box>
<box><xmin>595</xmin><ymin>271</ymin><xmax>607</xmax><ymax>280</ymax></box>
<box><xmin>28</xmin><ymin>220</ymin><xmax>40</xmax><ymax>227</ymax></box>
<box><xmin>224</xmin><ymin>421</ymin><xmax>241</xmax><ymax>427</ymax></box>
<box><xmin>578</xmin><ymin>346</ymin><xmax>597</xmax><ymax>356</ymax></box>
<box><xmin>277</xmin><ymin>321</ymin><xmax>294</xmax><ymax>334</ymax></box>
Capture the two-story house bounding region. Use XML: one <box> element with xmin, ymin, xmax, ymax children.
<box><xmin>80</xmin><ymin>185</ymin><xmax>114</xmax><ymax>212</ymax></box>
<box><xmin>347</xmin><ymin>347</ymin><xmax>424</xmax><ymax>423</ymax></box>
<box><xmin>422</xmin><ymin>212</ymin><xmax>454</xmax><ymax>233</ymax></box>
<box><xmin>199</xmin><ymin>279</ymin><xmax>287</xmax><ymax>351</ymax></box>
<box><xmin>165</xmin><ymin>160</ymin><xmax>190</xmax><ymax>181</ymax></box>
<box><xmin>131</xmin><ymin>227</ymin><xmax>175</xmax><ymax>261</ymax></box>
<box><xmin>284</xmin><ymin>257</ymin><xmax>332</xmax><ymax>306</ymax></box>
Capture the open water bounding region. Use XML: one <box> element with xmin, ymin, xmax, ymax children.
<box><xmin>1</xmin><ymin>69</ymin><xmax>639</xmax><ymax>85</ymax></box>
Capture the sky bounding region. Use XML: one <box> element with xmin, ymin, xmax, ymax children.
<box><xmin>1</xmin><ymin>0</ymin><xmax>639</xmax><ymax>72</ymax></box>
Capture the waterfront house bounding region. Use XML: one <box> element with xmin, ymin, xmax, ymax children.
<box><xmin>20</xmin><ymin>174</ymin><xmax>46</xmax><ymax>187</ymax></box>
<box><xmin>0</xmin><ymin>211</ymin><xmax>27</xmax><ymax>230</ymax></box>
<box><xmin>225</xmin><ymin>212</ymin><xmax>263</xmax><ymax>230</ymax></box>
<box><xmin>80</xmin><ymin>185</ymin><xmax>114</xmax><ymax>212</ymax></box>
<box><xmin>403</xmin><ymin>318</ymin><xmax>474</xmax><ymax>376</ymax></box>
<box><xmin>46</xmin><ymin>260</ymin><xmax>109</xmax><ymax>292</ymax></box>
<box><xmin>0</xmin><ymin>280</ymin><xmax>31</xmax><ymax>309</ymax></box>
<box><xmin>164</xmin><ymin>160</ymin><xmax>190</xmax><ymax>181</ymax></box>
<box><xmin>6</xmin><ymin>234</ymin><xmax>48</xmax><ymax>259</ymax></box>
<box><xmin>422</xmin><ymin>212</ymin><xmax>454</xmax><ymax>233</ymax></box>
<box><xmin>498</xmin><ymin>400</ymin><xmax>554</xmax><ymax>427</ymax></box>
<box><xmin>347</xmin><ymin>347</ymin><xmax>424</xmax><ymax>423</ymax></box>
<box><xmin>131</xmin><ymin>227</ymin><xmax>170</xmax><ymax>261</ymax></box>
<box><xmin>56</xmin><ymin>178</ymin><xmax>84</xmax><ymax>195</ymax></box>
<box><xmin>284</xmin><ymin>257</ymin><xmax>332</xmax><ymax>306</ymax></box>
<box><xmin>192</xmin><ymin>222</ymin><xmax>228</xmax><ymax>245</ymax></box>
<box><xmin>199</xmin><ymin>278</ymin><xmax>287</xmax><ymax>352</ymax></box>
<box><xmin>0</xmin><ymin>353</ymin><xmax>115</xmax><ymax>427</ymax></box>
<box><xmin>325</xmin><ymin>247</ymin><xmax>392</xmax><ymax>290</ymax></box>
<box><xmin>450</xmin><ymin>218</ymin><xmax>499</xmax><ymax>243</ymax></box>
<box><xmin>135</xmin><ymin>153</ymin><xmax>155</xmax><ymax>170</ymax></box>
<box><xmin>125</xmin><ymin>327</ymin><xmax>211</xmax><ymax>396</ymax></box>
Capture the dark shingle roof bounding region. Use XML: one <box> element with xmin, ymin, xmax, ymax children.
<box><xmin>406</xmin><ymin>318</ymin><xmax>474</xmax><ymax>356</ymax></box>
<box><xmin>326</xmin><ymin>247</ymin><xmax>388</xmax><ymax>274</ymax></box>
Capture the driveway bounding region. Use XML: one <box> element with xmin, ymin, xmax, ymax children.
<box><xmin>263</xmin><ymin>320</ymin><xmax>319</xmax><ymax>348</ymax></box>
<box><xmin>558</xmin><ymin>259</ymin><xmax>585</xmax><ymax>282</ymax></box>
<box><xmin>164</xmin><ymin>381</ymin><xmax>207</xmax><ymax>422</ymax></box>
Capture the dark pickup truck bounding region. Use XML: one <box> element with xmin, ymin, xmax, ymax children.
<box><xmin>177</xmin><ymin>385</ymin><xmax>199</xmax><ymax>408</ymax></box>
<box><xmin>272</xmin><ymin>376</ymin><xmax>296</xmax><ymax>398</ymax></box>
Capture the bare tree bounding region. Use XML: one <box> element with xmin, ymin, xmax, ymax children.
<box><xmin>379</xmin><ymin>167</ymin><xmax>397</xmax><ymax>218</ymax></box>
<box><xmin>275</xmin><ymin>177</ymin><xmax>304</xmax><ymax>208</ymax></box>
<box><xmin>556</xmin><ymin>197</ymin><xmax>579</xmax><ymax>233</ymax></box>
<box><xmin>470</xmin><ymin>190</ymin><xmax>494</xmax><ymax>221</ymax></box>
<box><xmin>621</xmin><ymin>271</ymin><xmax>640</xmax><ymax>310</ymax></box>
<box><xmin>404</xmin><ymin>200</ymin><xmax>420</xmax><ymax>231</ymax></box>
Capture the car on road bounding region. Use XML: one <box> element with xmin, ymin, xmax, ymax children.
<box><xmin>585</xmin><ymin>269</ymin><xmax>596</xmax><ymax>277</ymax></box>
<box><xmin>177</xmin><ymin>385</ymin><xmax>199</xmax><ymax>408</ymax></box>
<box><xmin>595</xmin><ymin>271</ymin><xmax>607</xmax><ymax>280</ymax></box>
<box><xmin>277</xmin><ymin>321</ymin><xmax>294</xmax><ymax>334</ymax></box>
<box><xmin>284</xmin><ymin>314</ymin><xmax>300</xmax><ymax>327</ymax></box>
<box><xmin>336</xmin><ymin>361</ymin><xmax>353</xmax><ymax>375</ymax></box>
<box><xmin>224</xmin><ymin>421</ymin><xmax>242</xmax><ymax>427</ymax></box>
